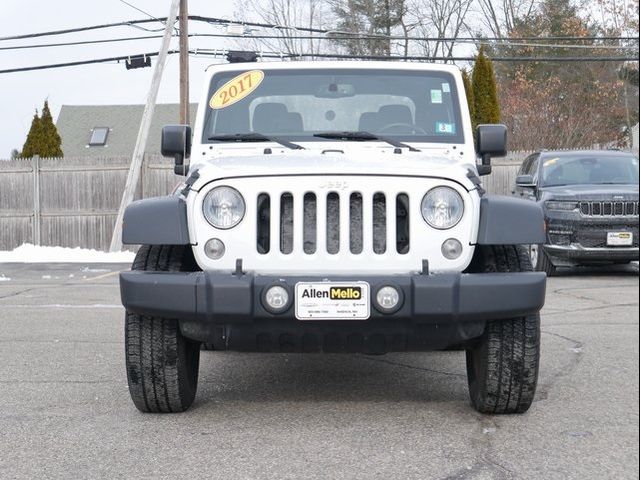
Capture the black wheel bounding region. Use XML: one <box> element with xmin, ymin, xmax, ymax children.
<box><xmin>465</xmin><ymin>245</ymin><xmax>541</xmax><ymax>414</ymax></box>
<box><xmin>125</xmin><ymin>245</ymin><xmax>201</xmax><ymax>413</ymax></box>
<box><xmin>529</xmin><ymin>244</ymin><xmax>557</xmax><ymax>276</ymax></box>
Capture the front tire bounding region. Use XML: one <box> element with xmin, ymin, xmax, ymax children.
<box><xmin>125</xmin><ymin>245</ymin><xmax>201</xmax><ymax>413</ymax></box>
<box><xmin>465</xmin><ymin>245</ymin><xmax>541</xmax><ymax>414</ymax></box>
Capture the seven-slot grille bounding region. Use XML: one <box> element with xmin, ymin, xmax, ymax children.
<box><xmin>256</xmin><ymin>192</ymin><xmax>411</xmax><ymax>255</ymax></box>
<box><xmin>580</xmin><ymin>201</ymin><xmax>638</xmax><ymax>217</ymax></box>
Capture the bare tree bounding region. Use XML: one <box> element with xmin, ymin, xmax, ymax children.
<box><xmin>473</xmin><ymin>0</ymin><xmax>537</xmax><ymax>38</ymax></box>
<box><xmin>233</xmin><ymin>0</ymin><xmax>332</xmax><ymax>58</ymax></box>
<box><xmin>409</xmin><ymin>0</ymin><xmax>474</xmax><ymax>61</ymax></box>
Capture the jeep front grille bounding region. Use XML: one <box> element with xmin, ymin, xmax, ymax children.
<box><xmin>256</xmin><ymin>192</ymin><xmax>411</xmax><ymax>255</ymax></box>
<box><xmin>580</xmin><ymin>201</ymin><xmax>638</xmax><ymax>217</ymax></box>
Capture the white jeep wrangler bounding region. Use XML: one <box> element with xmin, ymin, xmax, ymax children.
<box><xmin>119</xmin><ymin>61</ymin><xmax>547</xmax><ymax>414</ymax></box>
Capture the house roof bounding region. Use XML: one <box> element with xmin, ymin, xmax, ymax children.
<box><xmin>56</xmin><ymin>103</ymin><xmax>197</xmax><ymax>158</ymax></box>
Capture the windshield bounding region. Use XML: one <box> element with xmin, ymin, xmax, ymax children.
<box><xmin>203</xmin><ymin>68</ymin><xmax>464</xmax><ymax>144</ymax></box>
<box><xmin>540</xmin><ymin>154</ymin><xmax>639</xmax><ymax>187</ymax></box>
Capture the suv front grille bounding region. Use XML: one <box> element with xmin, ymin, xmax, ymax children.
<box><xmin>573</xmin><ymin>224</ymin><xmax>639</xmax><ymax>248</ymax></box>
<box><xmin>256</xmin><ymin>192</ymin><xmax>411</xmax><ymax>255</ymax></box>
<box><xmin>580</xmin><ymin>201</ymin><xmax>638</xmax><ymax>217</ymax></box>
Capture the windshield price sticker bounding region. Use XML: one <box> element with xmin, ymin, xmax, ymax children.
<box><xmin>295</xmin><ymin>282</ymin><xmax>370</xmax><ymax>320</ymax></box>
<box><xmin>209</xmin><ymin>70</ymin><xmax>265</xmax><ymax>110</ymax></box>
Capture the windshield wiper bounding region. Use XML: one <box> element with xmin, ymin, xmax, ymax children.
<box><xmin>208</xmin><ymin>133</ymin><xmax>304</xmax><ymax>150</ymax></box>
<box><xmin>313</xmin><ymin>131</ymin><xmax>420</xmax><ymax>152</ymax></box>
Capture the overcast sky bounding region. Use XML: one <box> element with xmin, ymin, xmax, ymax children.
<box><xmin>0</xmin><ymin>0</ymin><xmax>239</xmax><ymax>158</ymax></box>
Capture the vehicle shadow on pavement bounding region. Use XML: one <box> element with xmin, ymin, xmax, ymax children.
<box><xmin>195</xmin><ymin>351</ymin><xmax>469</xmax><ymax>407</ymax></box>
<box><xmin>553</xmin><ymin>262</ymin><xmax>638</xmax><ymax>277</ymax></box>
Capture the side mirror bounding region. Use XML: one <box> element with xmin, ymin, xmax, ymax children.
<box><xmin>476</xmin><ymin>124</ymin><xmax>508</xmax><ymax>176</ymax></box>
<box><xmin>515</xmin><ymin>174</ymin><xmax>536</xmax><ymax>187</ymax></box>
<box><xmin>161</xmin><ymin>125</ymin><xmax>192</xmax><ymax>175</ymax></box>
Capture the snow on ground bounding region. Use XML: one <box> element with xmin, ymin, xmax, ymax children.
<box><xmin>0</xmin><ymin>274</ymin><xmax>11</xmax><ymax>281</ymax></box>
<box><xmin>0</xmin><ymin>244</ymin><xmax>135</xmax><ymax>263</ymax></box>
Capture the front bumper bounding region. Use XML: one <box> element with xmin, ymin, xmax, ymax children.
<box><xmin>545</xmin><ymin>244</ymin><xmax>639</xmax><ymax>264</ymax></box>
<box><xmin>120</xmin><ymin>270</ymin><xmax>546</xmax><ymax>324</ymax></box>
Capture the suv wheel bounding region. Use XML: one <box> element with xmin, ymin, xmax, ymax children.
<box><xmin>465</xmin><ymin>245</ymin><xmax>541</xmax><ymax>414</ymax></box>
<box><xmin>125</xmin><ymin>245</ymin><xmax>201</xmax><ymax>413</ymax></box>
<box><xmin>530</xmin><ymin>244</ymin><xmax>557</xmax><ymax>276</ymax></box>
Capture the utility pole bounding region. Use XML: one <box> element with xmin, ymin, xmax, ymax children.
<box><xmin>179</xmin><ymin>0</ymin><xmax>190</xmax><ymax>125</ymax></box>
<box><xmin>109</xmin><ymin>0</ymin><xmax>180</xmax><ymax>252</ymax></box>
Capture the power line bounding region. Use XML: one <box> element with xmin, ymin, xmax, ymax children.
<box><xmin>216</xmin><ymin>51</ymin><xmax>639</xmax><ymax>62</ymax></box>
<box><xmin>0</xmin><ymin>50</ymin><xmax>179</xmax><ymax>74</ymax></box>
<box><xmin>3</xmin><ymin>32</ymin><xmax>637</xmax><ymax>53</ymax></box>
<box><xmin>1</xmin><ymin>16</ymin><xmax>638</xmax><ymax>43</ymax></box>
<box><xmin>1</xmin><ymin>48</ymin><xmax>636</xmax><ymax>74</ymax></box>
<box><xmin>0</xmin><ymin>35</ymin><xmax>166</xmax><ymax>51</ymax></box>
<box><xmin>195</xmin><ymin>33</ymin><xmax>639</xmax><ymax>49</ymax></box>
<box><xmin>0</xmin><ymin>19</ymin><xmax>163</xmax><ymax>42</ymax></box>
<box><xmin>117</xmin><ymin>0</ymin><xmax>166</xmax><ymax>26</ymax></box>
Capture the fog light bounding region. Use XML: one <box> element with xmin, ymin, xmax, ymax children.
<box><xmin>375</xmin><ymin>285</ymin><xmax>402</xmax><ymax>313</ymax></box>
<box><xmin>204</xmin><ymin>238</ymin><xmax>225</xmax><ymax>259</ymax></box>
<box><xmin>263</xmin><ymin>285</ymin><xmax>290</xmax><ymax>313</ymax></box>
<box><xmin>441</xmin><ymin>238</ymin><xmax>463</xmax><ymax>259</ymax></box>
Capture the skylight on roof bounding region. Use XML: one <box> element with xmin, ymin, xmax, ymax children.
<box><xmin>89</xmin><ymin>127</ymin><xmax>109</xmax><ymax>146</ymax></box>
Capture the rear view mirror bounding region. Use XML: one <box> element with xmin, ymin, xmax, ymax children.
<box><xmin>475</xmin><ymin>124</ymin><xmax>508</xmax><ymax>176</ymax></box>
<box><xmin>315</xmin><ymin>83</ymin><xmax>355</xmax><ymax>98</ymax></box>
<box><xmin>161</xmin><ymin>125</ymin><xmax>192</xmax><ymax>175</ymax></box>
<box><xmin>516</xmin><ymin>175</ymin><xmax>536</xmax><ymax>187</ymax></box>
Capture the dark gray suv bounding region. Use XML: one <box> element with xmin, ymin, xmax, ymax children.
<box><xmin>514</xmin><ymin>150</ymin><xmax>639</xmax><ymax>275</ymax></box>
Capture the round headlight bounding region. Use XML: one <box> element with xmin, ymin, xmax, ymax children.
<box><xmin>203</xmin><ymin>186</ymin><xmax>245</xmax><ymax>229</ymax></box>
<box><xmin>421</xmin><ymin>187</ymin><xmax>464</xmax><ymax>229</ymax></box>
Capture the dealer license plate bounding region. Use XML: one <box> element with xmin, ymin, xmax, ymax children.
<box><xmin>295</xmin><ymin>282</ymin><xmax>370</xmax><ymax>320</ymax></box>
<box><xmin>607</xmin><ymin>231</ymin><xmax>633</xmax><ymax>246</ymax></box>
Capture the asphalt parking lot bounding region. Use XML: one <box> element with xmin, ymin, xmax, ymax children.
<box><xmin>0</xmin><ymin>263</ymin><xmax>638</xmax><ymax>480</ymax></box>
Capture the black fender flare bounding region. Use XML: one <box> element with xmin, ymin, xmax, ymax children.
<box><xmin>476</xmin><ymin>195</ymin><xmax>546</xmax><ymax>245</ymax></box>
<box><xmin>122</xmin><ymin>196</ymin><xmax>190</xmax><ymax>245</ymax></box>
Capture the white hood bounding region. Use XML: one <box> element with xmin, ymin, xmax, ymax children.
<box><xmin>189</xmin><ymin>148</ymin><xmax>478</xmax><ymax>192</ymax></box>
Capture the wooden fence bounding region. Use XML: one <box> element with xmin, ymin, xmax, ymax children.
<box><xmin>0</xmin><ymin>155</ymin><xmax>177</xmax><ymax>251</ymax></box>
<box><xmin>0</xmin><ymin>153</ymin><xmax>527</xmax><ymax>252</ymax></box>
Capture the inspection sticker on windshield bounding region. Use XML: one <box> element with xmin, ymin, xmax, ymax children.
<box><xmin>607</xmin><ymin>232</ymin><xmax>633</xmax><ymax>246</ymax></box>
<box><xmin>436</xmin><ymin>122</ymin><xmax>455</xmax><ymax>134</ymax></box>
<box><xmin>295</xmin><ymin>282</ymin><xmax>370</xmax><ymax>320</ymax></box>
<box><xmin>430</xmin><ymin>89</ymin><xmax>443</xmax><ymax>104</ymax></box>
<box><xmin>209</xmin><ymin>70</ymin><xmax>264</xmax><ymax>110</ymax></box>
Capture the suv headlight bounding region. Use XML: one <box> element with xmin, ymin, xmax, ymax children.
<box><xmin>421</xmin><ymin>187</ymin><xmax>464</xmax><ymax>229</ymax></box>
<box><xmin>203</xmin><ymin>186</ymin><xmax>245</xmax><ymax>229</ymax></box>
<box><xmin>545</xmin><ymin>200</ymin><xmax>578</xmax><ymax>211</ymax></box>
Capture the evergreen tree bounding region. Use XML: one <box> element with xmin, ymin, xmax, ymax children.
<box><xmin>471</xmin><ymin>47</ymin><xmax>500</xmax><ymax>125</ymax></box>
<box><xmin>21</xmin><ymin>110</ymin><xmax>43</xmax><ymax>158</ymax></box>
<box><xmin>20</xmin><ymin>101</ymin><xmax>63</xmax><ymax>158</ymax></box>
<box><xmin>461</xmin><ymin>68</ymin><xmax>476</xmax><ymax>131</ymax></box>
<box><xmin>39</xmin><ymin>101</ymin><xmax>63</xmax><ymax>158</ymax></box>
